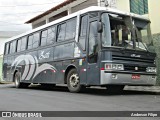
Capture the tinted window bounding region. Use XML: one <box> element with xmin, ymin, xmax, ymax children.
<box><xmin>65</xmin><ymin>18</ymin><xmax>76</xmax><ymax>40</ymax></box>
<box><xmin>57</xmin><ymin>23</ymin><xmax>66</xmax><ymax>42</ymax></box>
<box><xmin>28</xmin><ymin>35</ymin><xmax>33</xmax><ymax>49</ymax></box>
<box><xmin>47</xmin><ymin>26</ymin><xmax>56</xmax><ymax>44</ymax></box>
<box><xmin>10</xmin><ymin>41</ymin><xmax>17</xmax><ymax>54</ymax></box>
<box><xmin>21</xmin><ymin>37</ymin><xmax>27</xmax><ymax>51</ymax></box>
<box><xmin>88</xmin><ymin>21</ymin><xmax>98</xmax><ymax>63</ymax></box>
<box><xmin>41</xmin><ymin>26</ymin><xmax>56</xmax><ymax>46</ymax></box>
<box><xmin>5</xmin><ymin>43</ymin><xmax>9</xmax><ymax>55</ymax></box>
<box><xmin>33</xmin><ymin>33</ymin><xmax>39</xmax><ymax>48</ymax></box>
<box><xmin>12</xmin><ymin>41</ymin><xmax>17</xmax><ymax>53</ymax></box>
<box><xmin>9</xmin><ymin>43</ymin><xmax>12</xmax><ymax>54</ymax></box>
<box><xmin>79</xmin><ymin>15</ymin><xmax>88</xmax><ymax>50</ymax></box>
<box><xmin>27</xmin><ymin>32</ymin><xmax>39</xmax><ymax>49</ymax></box>
<box><xmin>17</xmin><ymin>39</ymin><xmax>21</xmax><ymax>52</ymax></box>
<box><xmin>41</xmin><ymin>30</ymin><xmax>47</xmax><ymax>46</ymax></box>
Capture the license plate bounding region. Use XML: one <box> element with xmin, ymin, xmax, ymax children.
<box><xmin>132</xmin><ymin>74</ymin><xmax>140</xmax><ymax>79</ymax></box>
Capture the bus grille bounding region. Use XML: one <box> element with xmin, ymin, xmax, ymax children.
<box><xmin>112</xmin><ymin>56</ymin><xmax>154</xmax><ymax>64</ymax></box>
<box><xmin>124</xmin><ymin>65</ymin><xmax>147</xmax><ymax>72</ymax></box>
<box><xmin>112</xmin><ymin>55</ymin><xmax>154</xmax><ymax>72</ymax></box>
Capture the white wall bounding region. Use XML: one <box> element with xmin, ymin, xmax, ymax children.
<box><xmin>148</xmin><ymin>0</ymin><xmax>160</xmax><ymax>34</ymax></box>
<box><xmin>116</xmin><ymin>0</ymin><xmax>130</xmax><ymax>12</ymax></box>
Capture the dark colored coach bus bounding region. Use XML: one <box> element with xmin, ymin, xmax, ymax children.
<box><xmin>3</xmin><ymin>6</ymin><xmax>157</xmax><ymax>93</ymax></box>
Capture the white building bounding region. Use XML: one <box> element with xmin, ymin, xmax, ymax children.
<box><xmin>25</xmin><ymin>0</ymin><xmax>117</xmax><ymax>29</ymax></box>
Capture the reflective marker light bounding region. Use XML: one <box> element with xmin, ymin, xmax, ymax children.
<box><xmin>146</xmin><ymin>67</ymin><xmax>156</xmax><ymax>73</ymax></box>
<box><xmin>105</xmin><ymin>64</ymin><xmax>124</xmax><ymax>70</ymax></box>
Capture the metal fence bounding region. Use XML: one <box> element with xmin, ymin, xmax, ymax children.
<box><xmin>0</xmin><ymin>54</ymin><xmax>3</xmax><ymax>81</ymax></box>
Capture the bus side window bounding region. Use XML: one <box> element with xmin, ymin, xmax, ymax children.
<box><xmin>79</xmin><ymin>15</ymin><xmax>88</xmax><ymax>50</ymax></box>
<box><xmin>65</xmin><ymin>18</ymin><xmax>76</xmax><ymax>40</ymax></box>
<box><xmin>21</xmin><ymin>37</ymin><xmax>27</xmax><ymax>51</ymax></box>
<box><xmin>13</xmin><ymin>40</ymin><xmax>17</xmax><ymax>53</ymax></box>
<box><xmin>57</xmin><ymin>23</ymin><xmax>66</xmax><ymax>42</ymax></box>
<box><xmin>28</xmin><ymin>35</ymin><xmax>33</xmax><ymax>50</ymax></box>
<box><xmin>32</xmin><ymin>32</ymin><xmax>40</xmax><ymax>48</ymax></box>
<box><xmin>4</xmin><ymin>43</ymin><xmax>9</xmax><ymax>55</ymax></box>
<box><xmin>41</xmin><ymin>30</ymin><xmax>47</xmax><ymax>46</ymax></box>
<box><xmin>17</xmin><ymin>39</ymin><xmax>21</xmax><ymax>52</ymax></box>
<box><xmin>88</xmin><ymin>21</ymin><xmax>98</xmax><ymax>63</ymax></box>
<box><xmin>47</xmin><ymin>26</ymin><xmax>56</xmax><ymax>44</ymax></box>
<box><xmin>9</xmin><ymin>41</ymin><xmax>16</xmax><ymax>54</ymax></box>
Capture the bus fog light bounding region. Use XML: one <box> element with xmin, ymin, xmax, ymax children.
<box><xmin>118</xmin><ymin>64</ymin><xmax>124</xmax><ymax>70</ymax></box>
<box><xmin>112</xmin><ymin>65</ymin><xmax>117</xmax><ymax>69</ymax></box>
<box><xmin>146</xmin><ymin>67</ymin><xmax>156</xmax><ymax>73</ymax></box>
<box><xmin>112</xmin><ymin>74</ymin><xmax>117</xmax><ymax>79</ymax></box>
<box><xmin>151</xmin><ymin>76</ymin><xmax>156</xmax><ymax>80</ymax></box>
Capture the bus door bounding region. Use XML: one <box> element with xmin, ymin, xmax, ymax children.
<box><xmin>87</xmin><ymin>20</ymin><xmax>100</xmax><ymax>85</ymax></box>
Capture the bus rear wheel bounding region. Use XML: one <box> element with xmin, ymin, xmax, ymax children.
<box><xmin>67</xmin><ymin>69</ymin><xmax>83</xmax><ymax>93</ymax></box>
<box><xmin>14</xmin><ymin>72</ymin><xmax>29</xmax><ymax>88</ymax></box>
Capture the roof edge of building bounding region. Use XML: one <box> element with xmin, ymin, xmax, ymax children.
<box><xmin>25</xmin><ymin>0</ymin><xmax>76</xmax><ymax>24</ymax></box>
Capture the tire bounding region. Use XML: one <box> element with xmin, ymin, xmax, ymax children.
<box><xmin>106</xmin><ymin>85</ymin><xmax>124</xmax><ymax>94</ymax></box>
<box><xmin>14</xmin><ymin>72</ymin><xmax>29</xmax><ymax>88</ymax></box>
<box><xmin>67</xmin><ymin>69</ymin><xmax>83</xmax><ymax>93</ymax></box>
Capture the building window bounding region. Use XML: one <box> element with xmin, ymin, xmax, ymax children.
<box><xmin>130</xmin><ymin>0</ymin><xmax>148</xmax><ymax>15</ymax></box>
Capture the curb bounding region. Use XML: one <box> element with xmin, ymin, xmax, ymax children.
<box><xmin>124</xmin><ymin>86</ymin><xmax>160</xmax><ymax>93</ymax></box>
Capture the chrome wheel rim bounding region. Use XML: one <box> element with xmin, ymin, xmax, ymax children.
<box><xmin>15</xmin><ymin>76</ymin><xmax>19</xmax><ymax>87</ymax></box>
<box><xmin>69</xmin><ymin>74</ymin><xmax>79</xmax><ymax>88</ymax></box>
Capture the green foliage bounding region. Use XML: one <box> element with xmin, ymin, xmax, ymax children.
<box><xmin>0</xmin><ymin>57</ymin><xmax>2</xmax><ymax>81</ymax></box>
<box><xmin>153</xmin><ymin>33</ymin><xmax>160</xmax><ymax>85</ymax></box>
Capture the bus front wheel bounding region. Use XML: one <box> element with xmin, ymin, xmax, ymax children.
<box><xmin>67</xmin><ymin>69</ymin><xmax>83</xmax><ymax>93</ymax></box>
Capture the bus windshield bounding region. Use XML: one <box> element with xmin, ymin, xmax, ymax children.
<box><xmin>101</xmin><ymin>13</ymin><xmax>153</xmax><ymax>52</ymax></box>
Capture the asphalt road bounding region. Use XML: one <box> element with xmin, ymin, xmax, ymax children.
<box><xmin>0</xmin><ymin>84</ymin><xmax>160</xmax><ymax>120</ymax></box>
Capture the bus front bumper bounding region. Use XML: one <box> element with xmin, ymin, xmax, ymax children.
<box><xmin>100</xmin><ymin>71</ymin><xmax>157</xmax><ymax>85</ymax></box>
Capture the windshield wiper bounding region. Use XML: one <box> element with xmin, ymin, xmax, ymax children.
<box><xmin>136</xmin><ymin>38</ymin><xmax>149</xmax><ymax>53</ymax></box>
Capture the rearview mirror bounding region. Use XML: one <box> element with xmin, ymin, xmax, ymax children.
<box><xmin>97</xmin><ymin>22</ymin><xmax>103</xmax><ymax>33</ymax></box>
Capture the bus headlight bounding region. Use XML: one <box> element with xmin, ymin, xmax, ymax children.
<box><xmin>146</xmin><ymin>67</ymin><xmax>157</xmax><ymax>73</ymax></box>
<box><xmin>105</xmin><ymin>64</ymin><xmax>124</xmax><ymax>70</ymax></box>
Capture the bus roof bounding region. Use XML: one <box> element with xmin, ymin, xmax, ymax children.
<box><xmin>6</xmin><ymin>6</ymin><xmax>150</xmax><ymax>43</ymax></box>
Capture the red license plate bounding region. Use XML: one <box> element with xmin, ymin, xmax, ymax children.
<box><xmin>132</xmin><ymin>74</ymin><xmax>140</xmax><ymax>79</ymax></box>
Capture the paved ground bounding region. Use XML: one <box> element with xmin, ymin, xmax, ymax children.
<box><xmin>0</xmin><ymin>84</ymin><xmax>160</xmax><ymax>120</ymax></box>
<box><xmin>124</xmin><ymin>86</ymin><xmax>160</xmax><ymax>93</ymax></box>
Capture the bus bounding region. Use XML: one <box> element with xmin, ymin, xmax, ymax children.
<box><xmin>2</xmin><ymin>6</ymin><xmax>157</xmax><ymax>93</ymax></box>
